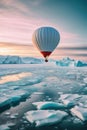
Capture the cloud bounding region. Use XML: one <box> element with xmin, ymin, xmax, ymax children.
<box><xmin>61</xmin><ymin>31</ymin><xmax>78</xmax><ymax>39</ymax></box>
<box><xmin>0</xmin><ymin>0</ymin><xmax>54</xmax><ymax>44</ymax></box>
<box><xmin>59</xmin><ymin>30</ymin><xmax>79</xmax><ymax>44</ymax></box>
<box><xmin>71</xmin><ymin>53</ymin><xmax>87</xmax><ymax>57</ymax></box>
<box><xmin>58</xmin><ymin>46</ymin><xmax>87</xmax><ymax>50</ymax></box>
<box><xmin>0</xmin><ymin>0</ymin><xmax>30</xmax><ymax>14</ymax></box>
<box><xmin>0</xmin><ymin>0</ymin><xmax>85</xmax><ymax>46</ymax></box>
<box><xmin>24</xmin><ymin>0</ymin><xmax>45</xmax><ymax>6</ymax></box>
<box><xmin>0</xmin><ymin>8</ymin><xmax>51</xmax><ymax>44</ymax></box>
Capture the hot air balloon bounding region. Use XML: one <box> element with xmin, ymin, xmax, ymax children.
<box><xmin>32</xmin><ymin>26</ymin><xmax>60</xmax><ymax>62</ymax></box>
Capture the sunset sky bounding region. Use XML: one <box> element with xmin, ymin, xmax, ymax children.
<box><xmin>0</xmin><ymin>0</ymin><xmax>87</xmax><ymax>60</ymax></box>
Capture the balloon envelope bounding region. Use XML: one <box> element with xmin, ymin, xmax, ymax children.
<box><xmin>32</xmin><ymin>26</ymin><xmax>60</xmax><ymax>61</ymax></box>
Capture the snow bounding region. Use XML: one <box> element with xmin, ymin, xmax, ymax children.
<box><xmin>32</xmin><ymin>101</ymin><xmax>66</xmax><ymax>110</ymax></box>
<box><xmin>71</xmin><ymin>106</ymin><xmax>87</xmax><ymax>121</ymax></box>
<box><xmin>25</xmin><ymin>110</ymin><xmax>68</xmax><ymax>127</ymax></box>
<box><xmin>0</xmin><ymin>55</ymin><xmax>87</xmax><ymax>67</ymax></box>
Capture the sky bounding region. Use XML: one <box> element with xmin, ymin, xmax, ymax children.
<box><xmin>0</xmin><ymin>0</ymin><xmax>87</xmax><ymax>60</ymax></box>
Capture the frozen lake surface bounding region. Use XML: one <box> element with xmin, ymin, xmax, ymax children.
<box><xmin>0</xmin><ymin>63</ymin><xmax>87</xmax><ymax>130</ymax></box>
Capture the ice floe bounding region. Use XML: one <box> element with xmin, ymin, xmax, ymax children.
<box><xmin>59</xmin><ymin>94</ymin><xmax>87</xmax><ymax>109</ymax></box>
<box><xmin>0</xmin><ymin>97</ymin><xmax>11</xmax><ymax>109</ymax></box>
<box><xmin>0</xmin><ymin>123</ymin><xmax>15</xmax><ymax>130</ymax></box>
<box><xmin>25</xmin><ymin>110</ymin><xmax>68</xmax><ymax>127</ymax></box>
<box><xmin>32</xmin><ymin>101</ymin><xmax>66</xmax><ymax>110</ymax></box>
<box><xmin>71</xmin><ymin>106</ymin><xmax>87</xmax><ymax>121</ymax></box>
<box><xmin>0</xmin><ymin>124</ymin><xmax>10</xmax><ymax>130</ymax></box>
<box><xmin>0</xmin><ymin>60</ymin><xmax>87</xmax><ymax>129</ymax></box>
<box><xmin>10</xmin><ymin>113</ymin><xmax>18</xmax><ymax>119</ymax></box>
<box><xmin>59</xmin><ymin>94</ymin><xmax>87</xmax><ymax>121</ymax></box>
<box><xmin>84</xmin><ymin>78</ymin><xmax>87</xmax><ymax>84</ymax></box>
<box><xmin>59</xmin><ymin>94</ymin><xmax>81</xmax><ymax>107</ymax></box>
<box><xmin>0</xmin><ymin>90</ymin><xmax>29</xmax><ymax>112</ymax></box>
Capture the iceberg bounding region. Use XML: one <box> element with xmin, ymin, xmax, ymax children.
<box><xmin>0</xmin><ymin>55</ymin><xmax>7</xmax><ymax>64</ymax></box>
<box><xmin>25</xmin><ymin>110</ymin><xmax>68</xmax><ymax>127</ymax></box>
<box><xmin>0</xmin><ymin>55</ymin><xmax>87</xmax><ymax>67</ymax></box>
<box><xmin>0</xmin><ymin>55</ymin><xmax>42</xmax><ymax>64</ymax></box>
<box><xmin>59</xmin><ymin>94</ymin><xmax>82</xmax><ymax>108</ymax></box>
<box><xmin>75</xmin><ymin>60</ymin><xmax>87</xmax><ymax>67</ymax></box>
<box><xmin>32</xmin><ymin>101</ymin><xmax>66</xmax><ymax>110</ymax></box>
<box><xmin>0</xmin><ymin>55</ymin><xmax>22</xmax><ymax>64</ymax></box>
<box><xmin>71</xmin><ymin>106</ymin><xmax>87</xmax><ymax>121</ymax></box>
<box><xmin>56</xmin><ymin>57</ymin><xmax>87</xmax><ymax>67</ymax></box>
<box><xmin>22</xmin><ymin>57</ymin><xmax>43</xmax><ymax>64</ymax></box>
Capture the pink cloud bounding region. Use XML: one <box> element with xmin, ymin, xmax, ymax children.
<box><xmin>0</xmin><ymin>12</ymin><xmax>80</xmax><ymax>45</ymax></box>
<box><xmin>0</xmin><ymin>0</ymin><xmax>30</xmax><ymax>13</ymax></box>
<box><xmin>61</xmin><ymin>32</ymin><xmax>78</xmax><ymax>39</ymax></box>
<box><xmin>0</xmin><ymin>9</ymin><xmax>52</xmax><ymax>44</ymax></box>
<box><xmin>0</xmin><ymin>0</ymin><xmax>81</xmax><ymax>46</ymax></box>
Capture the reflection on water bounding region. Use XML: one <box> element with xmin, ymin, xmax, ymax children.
<box><xmin>0</xmin><ymin>72</ymin><xmax>32</xmax><ymax>84</ymax></box>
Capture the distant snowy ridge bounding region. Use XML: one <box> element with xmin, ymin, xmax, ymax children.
<box><xmin>0</xmin><ymin>55</ymin><xmax>87</xmax><ymax>67</ymax></box>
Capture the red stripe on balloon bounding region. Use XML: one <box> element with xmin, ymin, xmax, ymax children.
<box><xmin>41</xmin><ymin>51</ymin><xmax>52</xmax><ymax>58</ymax></box>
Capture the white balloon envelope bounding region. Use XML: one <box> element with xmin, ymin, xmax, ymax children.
<box><xmin>32</xmin><ymin>26</ymin><xmax>60</xmax><ymax>62</ymax></box>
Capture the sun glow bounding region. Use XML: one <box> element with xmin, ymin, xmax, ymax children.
<box><xmin>0</xmin><ymin>43</ymin><xmax>40</xmax><ymax>57</ymax></box>
<box><xmin>0</xmin><ymin>47</ymin><xmax>12</xmax><ymax>53</ymax></box>
<box><xmin>0</xmin><ymin>72</ymin><xmax>32</xmax><ymax>84</ymax></box>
